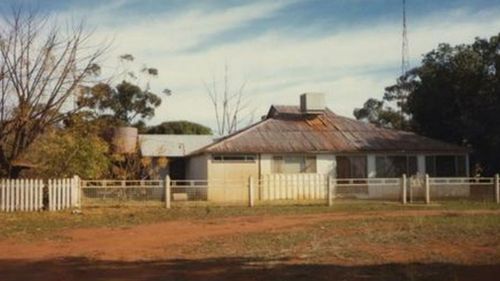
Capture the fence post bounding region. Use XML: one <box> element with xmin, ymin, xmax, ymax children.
<box><xmin>327</xmin><ymin>176</ymin><xmax>335</xmax><ymax>206</ymax></box>
<box><xmin>47</xmin><ymin>179</ymin><xmax>52</xmax><ymax>211</ymax></box>
<box><xmin>72</xmin><ymin>175</ymin><xmax>81</xmax><ymax>208</ymax></box>
<box><xmin>165</xmin><ymin>175</ymin><xmax>171</xmax><ymax>209</ymax></box>
<box><xmin>0</xmin><ymin>179</ymin><xmax>4</xmax><ymax>212</ymax></box>
<box><xmin>495</xmin><ymin>174</ymin><xmax>499</xmax><ymax>204</ymax></box>
<box><xmin>248</xmin><ymin>176</ymin><xmax>254</xmax><ymax>207</ymax></box>
<box><xmin>425</xmin><ymin>174</ymin><xmax>430</xmax><ymax>204</ymax></box>
<box><xmin>78</xmin><ymin>176</ymin><xmax>82</xmax><ymax>208</ymax></box>
<box><xmin>401</xmin><ymin>174</ymin><xmax>407</xmax><ymax>205</ymax></box>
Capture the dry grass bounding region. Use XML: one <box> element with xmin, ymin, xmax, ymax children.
<box><xmin>179</xmin><ymin>214</ymin><xmax>500</xmax><ymax>265</ymax></box>
<box><xmin>0</xmin><ymin>200</ymin><xmax>498</xmax><ymax>241</ymax></box>
<box><xmin>1</xmin><ymin>201</ymin><xmax>499</xmax><ymax>281</ymax></box>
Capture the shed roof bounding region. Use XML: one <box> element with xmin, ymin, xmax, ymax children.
<box><xmin>193</xmin><ymin>105</ymin><xmax>467</xmax><ymax>155</ymax></box>
<box><xmin>139</xmin><ymin>134</ymin><xmax>213</xmax><ymax>157</ymax></box>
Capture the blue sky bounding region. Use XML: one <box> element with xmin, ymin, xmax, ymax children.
<box><xmin>3</xmin><ymin>0</ymin><xmax>500</xmax><ymax>131</ymax></box>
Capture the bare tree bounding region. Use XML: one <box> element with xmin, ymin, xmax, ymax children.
<box><xmin>204</xmin><ymin>64</ymin><xmax>249</xmax><ymax>136</ymax></box>
<box><xmin>0</xmin><ymin>8</ymin><xmax>109</xmax><ymax>177</ymax></box>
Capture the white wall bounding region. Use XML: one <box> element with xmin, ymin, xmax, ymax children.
<box><xmin>417</xmin><ymin>155</ymin><xmax>426</xmax><ymax>176</ymax></box>
<box><xmin>367</xmin><ymin>155</ymin><xmax>376</xmax><ymax>178</ymax></box>
<box><xmin>208</xmin><ymin>156</ymin><xmax>259</xmax><ymax>181</ymax></box>
<box><xmin>316</xmin><ymin>154</ymin><xmax>336</xmax><ymax>177</ymax></box>
<box><xmin>260</xmin><ymin>154</ymin><xmax>273</xmax><ymax>175</ymax></box>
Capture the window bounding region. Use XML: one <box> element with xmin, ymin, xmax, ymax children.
<box><xmin>425</xmin><ymin>156</ymin><xmax>435</xmax><ymax>176</ymax></box>
<box><xmin>376</xmin><ymin>155</ymin><xmax>417</xmax><ymax>177</ymax></box>
<box><xmin>336</xmin><ymin>156</ymin><xmax>367</xmax><ymax>178</ymax></box>
<box><xmin>272</xmin><ymin>155</ymin><xmax>316</xmax><ymax>173</ymax></box>
<box><xmin>212</xmin><ymin>154</ymin><xmax>256</xmax><ymax>162</ymax></box>
<box><xmin>425</xmin><ymin>155</ymin><xmax>467</xmax><ymax>177</ymax></box>
<box><xmin>456</xmin><ymin>155</ymin><xmax>466</xmax><ymax>176</ymax></box>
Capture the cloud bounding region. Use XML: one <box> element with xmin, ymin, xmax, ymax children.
<box><xmin>55</xmin><ymin>1</ymin><xmax>500</xmax><ymax>130</ymax></box>
<box><xmin>92</xmin><ymin>1</ymin><xmax>293</xmax><ymax>54</ymax></box>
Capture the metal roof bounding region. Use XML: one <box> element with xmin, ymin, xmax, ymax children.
<box><xmin>194</xmin><ymin>105</ymin><xmax>467</xmax><ymax>154</ymax></box>
<box><xmin>139</xmin><ymin>134</ymin><xmax>214</xmax><ymax>157</ymax></box>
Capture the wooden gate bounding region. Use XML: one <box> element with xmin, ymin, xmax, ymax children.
<box><xmin>48</xmin><ymin>177</ymin><xmax>81</xmax><ymax>211</ymax></box>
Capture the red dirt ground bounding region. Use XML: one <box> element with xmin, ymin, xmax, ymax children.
<box><xmin>1</xmin><ymin>209</ymin><xmax>499</xmax><ymax>281</ymax></box>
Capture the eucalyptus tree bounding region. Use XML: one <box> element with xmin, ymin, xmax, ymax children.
<box><xmin>354</xmin><ymin>33</ymin><xmax>500</xmax><ymax>173</ymax></box>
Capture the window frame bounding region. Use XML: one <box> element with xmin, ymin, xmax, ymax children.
<box><xmin>425</xmin><ymin>155</ymin><xmax>467</xmax><ymax>177</ymax></box>
<box><xmin>375</xmin><ymin>155</ymin><xmax>418</xmax><ymax>178</ymax></box>
<box><xmin>212</xmin><ymin>154</ymin><xmax>256</xmax><ymax>163</ymax></box>
<box><xmin>336</xmin><ymin>155</ymin><xmax>367</xmax><ymax>179</ymax></box>
<box><xmin>271</xmin><ymin>155</ymin><xmax>317</xmax><ymax>174</ymax></box>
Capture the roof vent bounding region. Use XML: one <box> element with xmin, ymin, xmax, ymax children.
<box><xmin>300</xmin><ymin>93</ymin><xmax>325</xmax><ymax>114</ymax></box>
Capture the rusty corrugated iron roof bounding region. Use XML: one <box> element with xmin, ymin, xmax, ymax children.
<box><xmin>193</xmin><ymin>105</ymin><xmax>468</xmax><ymax>154</ymax></box>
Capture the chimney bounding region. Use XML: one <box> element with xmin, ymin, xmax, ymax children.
<box><xmin>300</xmin><ymin>93</ymin><xmax>325</xmax><ymax>114</ymax></box>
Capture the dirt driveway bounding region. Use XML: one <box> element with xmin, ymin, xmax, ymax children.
<box><xmin>1</xmin><ymin>209</ymin><xmax>499</xmax><ymax>281</ymax></box>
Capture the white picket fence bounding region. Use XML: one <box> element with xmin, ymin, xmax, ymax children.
<box><xmin>48</xmin><ymin>177</ymin><xmax>81</xmax><ymax>211</ymax></box>
<box><xmin>0</xmin><ymin>179</ymin><xmax>44</xmax><ymax>212</ymax></box>
<box><xmin>0</xmin><ymin>177</ymin><xmax>81</xmax><ymax>212</ymax></box>
<box><xmin>257</xmin><ymin>174</ymin><xmax>500</xmax><ymax>204</ymax></box>
<box><xmin>259</xmin><ymin>174</ymin><xmax>327</xmax><ymax>200</ymax></box>
<box><xmin>1</xmin><ymin>174</ymin><xmax>499</xmax><ymax>211</ymax></box>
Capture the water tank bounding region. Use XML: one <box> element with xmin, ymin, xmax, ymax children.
<box><xmin>111</xmin><ymin>127</ymin><xmax>138</xmax><ymax>154</ymax></box>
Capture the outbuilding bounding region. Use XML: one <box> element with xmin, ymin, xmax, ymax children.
<box><xmin>139</xmin><ymin>134</ymin><xmax>213</xmax><ymax>179</ymax></box>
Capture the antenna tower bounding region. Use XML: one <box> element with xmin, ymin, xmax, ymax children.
<box><xmin>401</xmin><ymin>0</ymin><xmax>410</xmax><ymax>75</ymax></box>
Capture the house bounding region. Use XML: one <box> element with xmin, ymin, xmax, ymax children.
<box><xmin>139</xmin><ymin>134</ymin><xmax>213</xmax><ymax>179</ymax></box>
<box><xmin>186</xmin><ymin>93</ymin><xmax>469</xmax><ymax>198</ymax></box>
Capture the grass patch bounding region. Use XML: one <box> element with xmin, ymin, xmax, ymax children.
<box><xmin>0</xmin><ymin>200</ymin><xmax>498</xmax><ymax>241</ymax></box>
<box><xmin>181</xmin><ymin>214</ymin><xmax>500</xmax><ymax>264</ymax></box>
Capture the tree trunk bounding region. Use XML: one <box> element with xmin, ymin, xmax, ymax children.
<box><xmin>0</xmin><ymin>147</ymin><xmax>10</xmax><ymax>177</ymax></box>
<box><xmin>8</xmin><ymin>166</ymin><xmax>22</xmax><ymax>179</ymax></box>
